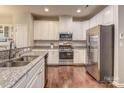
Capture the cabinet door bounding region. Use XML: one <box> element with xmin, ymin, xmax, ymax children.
<box><xmin>74</xmin><ymin>49</ymin><xmax>86</xmax><ymax>64</ymax></box>
<box><xmin>103</xmin><ymin>6</ymin><xmax>114</xmax><ymax>25</ymax></box>
<box><xmin>28</xmin><ymin>67</ymin><xmax>44</xmax><ymax>88</ymax></box>
<box><xmin>74</xmin><ymin>49</ymin><xmax>79</xmax><ymax>63</ymax></box>
<box><xmin>29</xmin><ymin>75</ymin><xmax>39</xmax><ymax>88</ymax></box>
<box><xmin>78</xmin><ymin>49</ymin><xmax>86</xmax><ymax>64</ymax></box>
<box><xmin>53</xmin><ymin>21</ymin><xmax>59</xmax><ymax>40</ymax></box>
<box><xmin>48</xmin><ymin>50</ymin><xmax>59</xmax><ymax>65</ymax></box>
<box><xmin>37</xmin><ymin>68</ymin><xmax>45</xmax><ymax>88</ymax></box>
<box><xmin>72</xmin><ymin>22</ymin><xmax>83</xmax><ymax>40</ymax></box>
<box><xmin>13</xmin><ymin>75</ymin><xmax>27</xmax><ymax>88</ymax></box>
<box><xmin>89</xmin><ymin>17</ymin><xmax>97</xmax><ymax>28</ymax></box>
<box><xmin>34</xmin><ymin>21</ymin><xmax>49</xmax><ymax>40</ymax></box>
<box><xmin>82</xmin><ymin>21</ymin><xmax>89</xmax><ymax>40</ymax></box>
<box><xmin>48</xmin><ymin>21</ymin><xmax>59</xmax><ymax>40</ymax></box>
<box><xmin>95</xmin><ymin>11</ymin><xmax>103</xmax><ymax>25</ymax></box>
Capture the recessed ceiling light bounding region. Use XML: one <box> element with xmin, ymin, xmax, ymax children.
<box><xmin>44</xmin><ymin>8</ymin><xmax>49</xmax><ymax>12</ymax></box>
<box><xmin>76</xmin><ymin>9</ymin><xmax>81</xmax><ymax>13</ymax></box>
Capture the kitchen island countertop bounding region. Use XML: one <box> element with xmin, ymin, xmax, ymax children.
<box><xmin>0</xmin><ymin>51</ymin><xmax>48</xmax><ymax>88</ymax></box>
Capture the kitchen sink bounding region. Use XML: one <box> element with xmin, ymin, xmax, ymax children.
<box><xmin>15</xmin><ymin>56</ymin><xmax>38</xmax><ymax>62</ymax></box>
<box><xmin>0</xmin><ymin>61</ymin><xmax>30</xmax><ymax>67</ymax></box>
<box><xmin>0</xmin><ymin>55</ymin><xmax>38</xmax><ymax>67</ymax></box>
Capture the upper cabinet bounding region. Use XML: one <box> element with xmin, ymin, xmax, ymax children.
<box><xmin>72</xmin><ymin>21</ymin><xmax>89</xmax><ymax>40</ymax></box>
<box><xmin>89</xmin><ymin>6</ymin><xmax>114</xmax><ymax>28</ymax></box>
<box><xmin>59</xmin><ymin>16</ymin><xmax>73</xmax><ymax>33</ymax></box>
<box><xmin>48</xmin><ymin>21</ymin><xmax>59</xmax><ymax>40</ymax></box>
<box><xmin>95</xmin><ymin>11</ymin><xmax>103</xmax><ymax>26</ymax></box>
<box><xmin>72</xmin><ymin>22</ymin><xmax>83</xmax><ymax>40</ymax></box>
<box><xmin>0</xmin><ymin>25</ymin><xmax>13</xmax><ymax>39</ymax></box>
<box><xmin>102</xmin><ymin>6</ymin><xmax>114</xmax><ymax>25</ymax></box>
<box><xmin>82</xmin><ymin>21</ymin><xmax>89</xmax><ymax>40</ymax></box>
<box><xmin>89</xmin><ymin>16</ymin><xmax>97</xmax><ymax>28</ymax></box>
<box><xmin>34</xmin><ymin>21</ymin><xmax>59</xmax><ymax>40</ymax></box>
<box><xmin>34</xmin><ymin>21</ymin><xmax>49</xmax><ymax>40</ymax></box>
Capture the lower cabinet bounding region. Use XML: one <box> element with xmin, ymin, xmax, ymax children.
<box><xmin>74</xmin><ymin>49</ymin><xmax>86</xmax><ymax>64</ymax></box>
<box><xmin>48</xmin><ymin>49</ymin><xmax>59</xmax><ymax>65</ymax></box>
<box><xmin>13</xmin><ymin>74</ymin><xmax>27</xmax><ymax>88</ymax></box>
<box><xmin>13</xmin><ymin>58</ymin><xmax>45</xmax><ymax>88</ymax></box>
<box><xmin>28</xmin><ymin>67</ymin><xmax>44</xmax><ymax>88</ymax></box>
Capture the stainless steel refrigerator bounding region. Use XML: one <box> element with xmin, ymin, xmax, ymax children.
<box><xmin>86</xmin><ymin>25</ymin><xmax>114</xmax><ymax>82</ymax></box>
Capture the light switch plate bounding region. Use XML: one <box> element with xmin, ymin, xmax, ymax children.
<box><xmin>120</xmin><ymin>33</ymin><xmax>124</xmax><ymax>39</ymax></box>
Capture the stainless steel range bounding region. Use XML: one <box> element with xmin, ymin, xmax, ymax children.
<box><xmin>59</xmin><ymin>32</ymin><xmax>73</xmax><ymax>63</ymax></box>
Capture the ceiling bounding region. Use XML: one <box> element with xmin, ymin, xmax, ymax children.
<box><xmin>0</xmin><ymin>5</ymin><xmax>107</xmax><ymax>20</ymax></box>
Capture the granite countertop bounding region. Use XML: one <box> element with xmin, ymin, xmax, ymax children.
<box><xmin>33</xmin><ymin>46</ymin><xmax>59</xmax><ymax>49</ymax></box>
<box><xmin>0</xmin><ymin>51</ymin><xmax>48</xmax><ymax>88</ymax></box>
<box><xmin>33</xmin><ymin>46</ymin><xmax>86</xmax><ymax>49</ymax></box>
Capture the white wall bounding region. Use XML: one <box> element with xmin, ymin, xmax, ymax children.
<box><xmin>117</xmin><ymin>5</ymin><xmax>124</xmax><ymax>84</ymax></box>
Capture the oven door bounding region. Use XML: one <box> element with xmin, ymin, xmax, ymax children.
<box><xmin>59</xmin><ymin>51</ymin><xmax>73</xmax><ymax>59</ymax></box>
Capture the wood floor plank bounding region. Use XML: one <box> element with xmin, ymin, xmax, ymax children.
<box><xmin>45</xmin><ymin>66</ymin><xmax>113</xmax><ymax>88</ymax></box>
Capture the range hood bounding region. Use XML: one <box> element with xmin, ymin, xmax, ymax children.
<box><xmin>59</xmin><ymin>16</ymin><xmax>73</xmax><ymax>32</ymax></box>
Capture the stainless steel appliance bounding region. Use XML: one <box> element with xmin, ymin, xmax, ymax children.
<box><xmin>86</xmin><ymin>25</ymin><xmax>114</xmax><ymax>82</ymax></box>
<box><xmin>59</xmin><ymin>32</ymin><xmax>73</xmax><ymax>63</ymax></box>
<box><xmin>59</xmin><ymin>32</ymin><xmax>72</xmax><ymax>41</ymax></box>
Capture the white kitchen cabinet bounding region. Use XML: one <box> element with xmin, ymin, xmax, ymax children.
<box><xmin>14</xmin><ymin>24</ymin><xmax>28</xmax><ymax>48</ymax></box>
<box><xmin>59</xmin><ymin>16</ymin><xmax>73</xmax><ymax>33</ymax></box>
<box><xmin>28</xmin><ymin>73</ymin><xmax>39</xmax><ymax>88</ymax></box>
<box><xmin>48</xmin><ymin>21</ymin><xmax>59</xmax><ymax>40</ymax></box>
<box><xmin>13</xmin><ymin>57</ymin><xmax>45</xmax><ymax>88</ymax></box>
<box><xmin>34</xmin><ymin>21</ymin><xmax>49</xmax><ymax>40</ymax></box>
<box><xmin>102</xmin><ymin>6</ymin><xmax>114</xmax><ymax>25</ymax></box>
<box><xmin>26</xmin><ymin>58</ymin><xmax>45</xmax><ymax>88</ymax></box>
<box><xmin>28</xmin><ymin>67</ymin><xmax>44</xmax><ymax>88</ymax></box>
<box><xmin>82</xmin><ymin>21</ymin><xmax>89</xmax><ymax>40</ymax></box>
<box><xmin>74</xmin><ymin>49</ymin><xmax>86</xmax><ymax>64</ymax></box>
<box><xmin>13</xmin><ymin>74</ymin><xmax>27</xmax><ymax>88</ymax></box>
<box><xmin>34</xmin><ymin>21</ymin><xmax>59</xmax><ymax>40</ymax></box>
<box><xmin>48</xmin><ymin>49</ymin><xmax>59</xmax><ymax>65</ymax></box>
<box><xmin>95</xmin><ymin>11</ymin><xmax>103</xmax><ymax>25</ymax></box>
<box><xmin>72</xmin><ymin>21</ymin><xmax>89</xmax><ymax>40</ymax></box>
<box><xmin>72</xmin><ymin>22</ymin><xmax>84</xmax><ymax>40</ymax></box>
<box><xmin>89</xmin><ymin>16</ymin><xmax>97</xmax><ymax>28</ymax></box>
<box><xmin>89</xmin><ymin>6</ymin><xmax>114</xmax><ymax>28</ymax></box>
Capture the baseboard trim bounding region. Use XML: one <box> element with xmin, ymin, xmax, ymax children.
<box><xmin>47</xmin><ymin>63</ymin><xmax>86</xmax><ymax>66</ymax></box>
<box><xmin>112</xmin><ymin>81</ymin><xmax>124</xmax><ymax>88</ymax></box>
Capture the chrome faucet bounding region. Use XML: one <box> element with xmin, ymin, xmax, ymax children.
<box><xmin>8</xmin><ymin>40</ymin><xmax>16</xmax><ymax>59</ymax></box>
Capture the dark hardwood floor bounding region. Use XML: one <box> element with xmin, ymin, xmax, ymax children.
<box><xmin>45</xmin><ymin>66</ymin><xmax>113</xmax><ymax>88</ymax></box>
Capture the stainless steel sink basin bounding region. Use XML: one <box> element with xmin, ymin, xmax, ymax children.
<box><xmin>0</xmin><ymin>61</ymin><xmax>30</xmax><ymax>67</ymax></box>
<box><xmin>0</xmin><ymin>55</ymin><xmax>38</xmax><ymax>67</ymax></box>
<box><xmin>15</xmin><ymin>56</ymin><xmax>38</xmax><ymax>62</ymax></box>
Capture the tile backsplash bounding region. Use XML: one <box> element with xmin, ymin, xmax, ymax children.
<box><xmin>0</xmin><ymin>50</ymin><xmax>9</xmax><ymax>60</ymax></box>
<box><xmin>0</xmin><ymin>48</ymin><xmax>31</xmax><ymax>61</ymax></box>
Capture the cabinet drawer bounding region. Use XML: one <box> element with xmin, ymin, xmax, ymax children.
<box><xmin>13</xmin><ymin>74</ymin><xmax>27</xmax><ymax>88</ymax></box>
